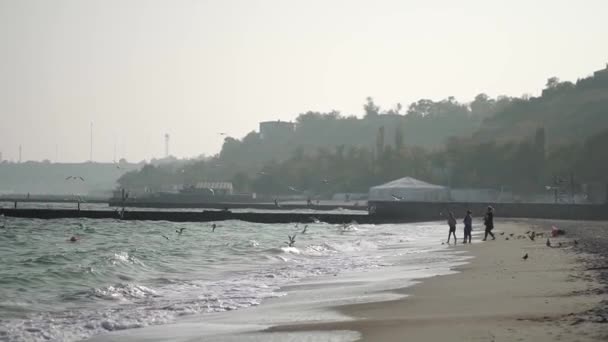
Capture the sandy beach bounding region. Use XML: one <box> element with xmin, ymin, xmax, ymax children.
<box><xmin>86</xmin><ymin>219</ymin><xmax>608</xmax><ymax>342</ymax></box>
<box><xmin>266</xmin><ymin>220</ymin><xmax>608</xmax><ymax>341</ymax></box>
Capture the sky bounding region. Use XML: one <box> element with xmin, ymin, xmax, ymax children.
<box><xmin>0</xmin><ymin>0</ymin><xmax>607</xmax><ymax>163</ymax></box>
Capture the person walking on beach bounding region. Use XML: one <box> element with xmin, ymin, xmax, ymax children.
<box><xmin>482</xmin><ymin>206</ymin><xmax>496</xmax><ymax>241</ymax></box>
<box><xmin>463</xmin><ymin>210</ymin><xmax>472</xmax><ymax>244</ymax></box>
<box><xmin>447</xmin><ymin>211</ymin><xmax>457</xmax><ymax>244</ymax></box>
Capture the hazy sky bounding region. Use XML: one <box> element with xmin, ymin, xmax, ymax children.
<box><xmin>1</xmin><ymin>0</ymin><xmax>607</xmax><ymax>163</ymax></box>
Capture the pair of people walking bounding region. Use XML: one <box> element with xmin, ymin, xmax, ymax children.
<box><xmin>446</xmin><ymin>206</ymin><xmax>495</xmax><ymax>244</ymax></box>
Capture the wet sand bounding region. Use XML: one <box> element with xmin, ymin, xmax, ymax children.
<box><xmin>267</xmin><ymin>220</ymin><xmax>608</xmax><ymax>341</ymax></box>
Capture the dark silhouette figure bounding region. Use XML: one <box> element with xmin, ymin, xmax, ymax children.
<box><xmin>286</xmin><ymin>235</ymin><xmax>296</xmax><ymax>247</ymax></box>
<box><xmin>447</xmin><ymin>211</ymin><xmax>457</xmax><ymax>244</ymax></box>
<box><xmin>482</xmin><ymin>206</ymin><xmax>496</xmax><ymax>241</ymax></box>
<box><xmin>212</xmin><ymin>223</ymin><xmax>217</xmax><ymax>232</ymax></box>
<box><xmin>463</xmin><ymin>210</ymin><xmax>472</xmax><ymax>244</ymax></box>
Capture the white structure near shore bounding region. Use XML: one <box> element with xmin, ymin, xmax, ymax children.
<box><xmin>369</xmin><ymin>177</ymin><xmax>450</xmax><ymax>202</ymax></box>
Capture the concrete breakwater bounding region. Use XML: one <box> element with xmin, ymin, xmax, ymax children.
<box><xmin>0</xmin><ymin>208</ymin><xmax>378</xmax><ymax>224</ymax></box>
<box><xmin>107</xmin><ymin>199</ymin><xmax>367</xmax><ymax>211</ymax></box>
<box><xmin>2</xmin><ymin>201</ymin><xmax>607</xmax><ymax>224</ymax></box>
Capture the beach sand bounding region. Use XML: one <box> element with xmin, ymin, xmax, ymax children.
<box><xmin>266</xmin><ymin>220</ymin><xmax>608</xmax><ymax>341</ymax></box>
<box><xmin>88</xmin><ymin>220</ymin><xmax>608</xmax><ymax>341</ymax></box>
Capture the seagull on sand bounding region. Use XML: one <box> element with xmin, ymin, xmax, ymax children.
<box><xmin>176</xmin><ymin>227</ymin><xmax>186</xmax><ymax>235</ymax></box>
<box><xmin>522</xmin><ymin>253</ymin><xmax>529</xmax><ymax>261</ymax></box>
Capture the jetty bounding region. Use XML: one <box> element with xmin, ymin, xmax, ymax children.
<box><xmin>1</xmin><ymin>201</ymin><xmax>607</xmax><ymax>224</ymax></box>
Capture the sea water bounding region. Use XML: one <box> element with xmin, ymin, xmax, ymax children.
<box><xmin>0</xmin><ymin>216</ymin><xmax>464</xmax><ymax>342</ymax></box>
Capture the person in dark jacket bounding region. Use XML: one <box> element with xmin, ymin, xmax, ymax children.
<box><xmin>482</xmin><ymin>206</ymin><xmax>496</xmax><ymax>241</ymax></box>
<box><xmin>447</xmin><ymin>211</ymin><xmax>457</xmax><ymax>244</ymax></box>
<box><xmin>463</xmin><ymin>210</ymin><xmax>472</xmax><ymax>244</ymax></box>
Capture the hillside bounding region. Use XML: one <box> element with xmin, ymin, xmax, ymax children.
<box><xmin>474</xmin><ymin>66</ymin><xmax>608</xmax><ymax>146</ymax></box>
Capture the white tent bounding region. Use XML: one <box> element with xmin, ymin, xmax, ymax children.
<box><xmin>369</xmin><ymin>177</ymin><xmax>449</xmax><ymax>202</ymax></box>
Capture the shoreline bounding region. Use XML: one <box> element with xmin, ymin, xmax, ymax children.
<box><xmin>85</xmin><ymin>219</ymin><xmax>608</xmax><ymax>342</ymax></box>
<box><xmin>266</xmin><ymin>219</ymin><xmax>608</xmax><ymax>341</ymax></box>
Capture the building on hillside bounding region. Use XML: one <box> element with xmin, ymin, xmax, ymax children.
<box><xmin>259</xmin><ymin>120</ymin><xmax>295</xmax><ymax>140</ymax></box>
<box><xmin>593</xmin><ymin>64</ymin><xmax>608</xmax><ymax>78</ymax></box>
<box><xmin>369</xmin><ymin>177</ymin><xmax>450</xmax><ymax>202</ymax></box>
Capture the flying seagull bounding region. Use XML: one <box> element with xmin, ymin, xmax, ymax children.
<box><xmin>176</xmin><ymin>227</ymin><xmax>186</xmax><ymax>235</ymax></box>
<box><xmin>391</xmin><ymin>194</ymin><xmax>405</xmax><ymax>201</ymax></box>
<box><xmin>66</xmin><ymin>176</ymin><xmax>85</xmax><ymax>181</ymax></box>
<box><xmin>285</xmin><ymin>235</ymin><xmax>296</xmax><ymax>247</ymax></box>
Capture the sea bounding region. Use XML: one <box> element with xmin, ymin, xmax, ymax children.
<box><xmin>0</xmin><ymin>205</ymin><xmax>471</xmax><ymax>342</ymax></box>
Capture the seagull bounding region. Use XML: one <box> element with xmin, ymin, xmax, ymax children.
<box><xmin>546</xmin><ymin>238</ymin><xmax>551</xmax><ymax>247</ymax></box>
<box><xmin>176</xmin><ymin>227</ymin><xmax>186</xmax><ymax>235</ymax></box>
<box><xmin>522</xmin><ymin>253</ymin><xmax>528</xmax><ymax>260</ymax></box>
<box><xmin>301</xmin><ymin>225</ymin><xmax>308</xmax><ymax>234</ymax></box>
<box><xmin>499</xmin><ymin>232</ymin><xmax>505</xmax><ymax>236</ymax></box>
<box><xmin>287</xmin><ymin>186</ymin><xmax>298</xmax><ymax>192</ymax></box>
<box><xmin>391</xmin><ymin>194</ymin><xmax>404</xmax><ymax>201</ymax></box>
<box><xmin>208</xmin><ymin>188</ymin><xmax>215</xmax><ymax>196</ymax></box>
<box><xmin>286</xmin><ymin>235</ymin><xmax>296</xmax><ymax>247</ymax></box>
<box><xmin>528</xmin><ymin>232</ymin><xmax>536</xmax><ymax>241</ymax></box>
<box><xmin>309</xmin><ymin>217</ymin><xmax>320</xmax><ymax>224</ymax></box>
<box><xmin>218</xmin><ymin>132</ymin><xmax>228</xmax><ymax>135</ymax></box>
<box><xmin>257</xmin><ymin>171</ymin><xmax>268</xmax><ymax>176</ymax></box>
<box><xmin>65</xmin><ymin>176</ymin><xmax>85</xmax><ymax>181</ymax></box>
<box><xmin>161</xmin><ymin>234</ymin><xmax>170</xmax><ymax>241</ymax></box>
<box><xmin>321</xmin><ymin>179</ymin><xmax>330</xmax><ymax>184</ymax></box>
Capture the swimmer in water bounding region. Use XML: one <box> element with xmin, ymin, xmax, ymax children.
<box><xmin>69</xmin><ymin>236</ymin><xmax>78</xmax><ymax>242</ymax></box>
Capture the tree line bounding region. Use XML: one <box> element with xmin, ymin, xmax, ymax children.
<box><xmin>118</xmin><ymin>66</ymin><xmax>608</xmax><ymax>197</ymax></box>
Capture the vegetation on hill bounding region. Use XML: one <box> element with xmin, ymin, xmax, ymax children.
<box><xmin>118</xmin><ymin>66</ymin><xmax>608</xmax><ymax>198</ymax></box>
